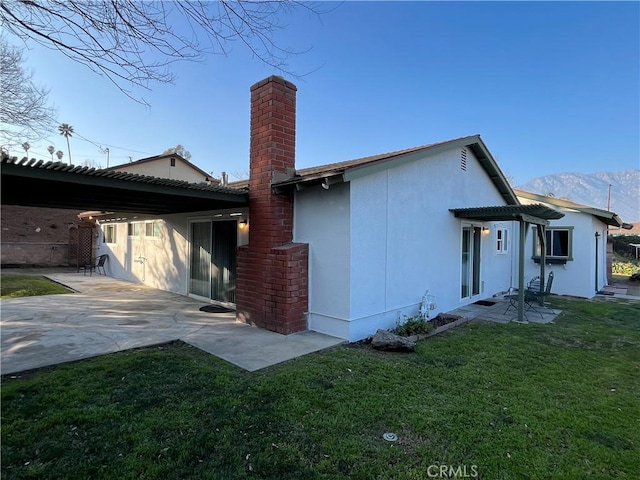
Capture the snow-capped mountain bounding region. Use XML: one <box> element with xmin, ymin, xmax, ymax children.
<box><xmin>516</xmin><ymin>170</ymin><xmax>639</xmax><ymax>223</ymax></box>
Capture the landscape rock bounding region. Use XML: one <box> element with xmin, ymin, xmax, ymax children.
<box><xmin>371</xmin><ymin>329</ymin><xmax>416</xmax><ymax>352</ymax></box>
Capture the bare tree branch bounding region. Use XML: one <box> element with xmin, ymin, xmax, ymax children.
<box><xmin>1</xmin><ymin>1</ymin><xmax>327</xmax><ymax>106</ymax></box>
<box><xmin>0</xmin><ymin>36</ymin><xmax>56</xmax><ymax>148</ymax></box>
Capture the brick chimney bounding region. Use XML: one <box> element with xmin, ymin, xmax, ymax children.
<box><xmin>235</xmin><ymin>76</ymin><xmax>309</xmax><ymax>334</ymax></box>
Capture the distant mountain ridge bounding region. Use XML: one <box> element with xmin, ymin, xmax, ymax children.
<box><xmin>516</xmin><ymin>170</ymin><xmax>640</xmax><ymax>223</ymax></box>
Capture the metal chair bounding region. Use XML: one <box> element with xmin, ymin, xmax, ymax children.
<box><xmin>504</xmin><ymin>276</ymin><xmax>539</xmax><ymax>314</ymax></box>
<box><xmin>81</xmin><ymin>254</ymin><xmax>108</xmax><ymax>276</ymax></box>
<box><xmin>504</xmin><ymin>271</ymin><xmax>554</xmax><ymax>318</ymax></box>
<box><xmin>529</xmin><ymin>271</ymin><xmax>554</xmax><ymax>307</ymax></box>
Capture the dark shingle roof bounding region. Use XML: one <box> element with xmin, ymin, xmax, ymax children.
<box><xmin>270</xmin><ymin>134</ymin><xmax>519</xmax><ymax>206</ymax></box>
<box><xmin>280</xmin><ymin>136</ymin><xmax>473</xmax><ymax>184</ymax></box>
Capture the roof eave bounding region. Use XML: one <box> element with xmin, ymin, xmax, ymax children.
<box><xmin>595</xmin><ymin>213</ymin><xmax>626</xmax><ymax>228</ymax></box>
<box><xmin>271</xmin><ymin>135</ymin><xmax>519</xmax><ymax>205</ymax></box>
<box><xmin>515</xmin><ymin>189</ymin><xmax>630</xmax><ymax>227</ymax></box>
<box><xmin>272</xmin><ymin>172</ymin><xmax>345</xmax><ymax>194</ymax></box>
<box><xmin>467</xmin><ymin>139</ymin><xmax>519</xmax><ymax>206</ymax></box>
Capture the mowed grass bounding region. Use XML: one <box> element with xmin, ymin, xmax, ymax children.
<box><xmin>0</xmin><ymin>274</ymin><xmax>73</xmax><ymax>298</ymax></box>
<box><xmin>2</xmin><ymin>297</ymin><xmax>639</xmax><ymax>479</ymax></box>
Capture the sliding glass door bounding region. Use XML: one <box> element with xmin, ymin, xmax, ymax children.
<box><xmin>211</xmin><ymin>221</ymin><xmax>237</xmax><ymax>304</ymax></box>
<box><xmin>190</xmin><ymin>222</ymin><xmax>212</xmax><ymax>298</ymax></box>
<box><xmin>189</xmin><ymin>220</ymin><xmax>237</xmax><ymax>304</ymax></box>
<box><xmin>461</xmin><ymin>225</ymin><xmax>482</xmax><ymax>299</ymax></box>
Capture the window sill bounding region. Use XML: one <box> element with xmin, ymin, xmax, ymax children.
<box><xmin>532</xmin><ymin>257</ymin><xmax>570</xmax><ymax>265</ymax></box>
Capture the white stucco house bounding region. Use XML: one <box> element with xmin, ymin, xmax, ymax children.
<box><xmin>283</xmin><ymin>141</ymin><xmax>528</xmax><ymax>340</ymax></box>
<box><xmin>6</xmin><ymin>76</ymin><xmax>627</xmax><ymax>342</ymax></box>
<box><xmin>513</xmin><ymin>189</ymin><xmax>630</xmax><ymax>299</ymax></box>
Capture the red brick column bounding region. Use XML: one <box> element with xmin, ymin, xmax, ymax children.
<box><xmin>235</xmin><ymin>76</ymin><xmax>309</xmax><ymax>334</ymax></box>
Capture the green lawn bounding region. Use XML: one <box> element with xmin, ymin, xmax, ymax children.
<box><xmin>0</xmin><ymin>274</ymin><xmax>73</xmax><ymax>298</ymax></box>
<box><xmin>2</xmin><ymin>297</ymin><xmax>639</xmax><ymax>479</ymax></box>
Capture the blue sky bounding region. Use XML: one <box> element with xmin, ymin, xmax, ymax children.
<box><xmin>7</xmin><ymin>1</ymin><xmax>640</xmax><ymax>186</ymax></box>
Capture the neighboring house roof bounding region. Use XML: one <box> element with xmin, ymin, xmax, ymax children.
<box><xmin>0</xmin><ymin>156</ymin><xmax>248</xmax><ymax>214</ymax></box>
<box><xmin>271</xmin><ymin>134</ymin><xmax>518</xmax><ymax>206</ymax></box>
<box><xmin>105</xmin><ymin>153</ymin><xmax>216</xmax><ymax>182</ymax></box>
<box><xmin>610</xmin><ymin>222</ymin><xmax>640</xmax><ymax>235</ymax></box>
<box><xmin>514</xmin><ymin>189</ymin><xmax>632</xmax><ymax>229</ymax></box>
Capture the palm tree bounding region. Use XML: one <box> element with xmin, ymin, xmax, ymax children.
<box><xmin>58</xmin><ymin>123</ymin><xmax>74</xmax><ymax>163</ymax></box>
<box><xmin>56</xmin><ymin>150</ymin><xmax>64</xmax><ymax>160</ymax></box>
<box><xmin>47</xmin><ymin>145</ymin><xmax>55</xmax><ymax>161</ymax></box>
<box><xmin>22</xmin><ymin>142</ymin><xmax>30</xmax><ymax>158</ymax></box>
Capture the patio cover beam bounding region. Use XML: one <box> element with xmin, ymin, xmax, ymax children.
<box><xmin>1</xmin><ymin>157</ymin><xmax>248</xmax><ymax>214</ymax></box>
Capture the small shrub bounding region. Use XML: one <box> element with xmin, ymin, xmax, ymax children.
<box><xmin>612</xmin><ymin>262</ymin><xmax>640</xmax><ymax>276</ymax></box>
<box><xmin>393</xmin><ymin>315</ymin><xmax>434</xmax><ymax>337</ymax></box>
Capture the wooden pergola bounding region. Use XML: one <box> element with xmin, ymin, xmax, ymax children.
<box><xmin>450</xmin><ymin>204</ymin><xmax>565</xmax><ymax>323</ymax></box>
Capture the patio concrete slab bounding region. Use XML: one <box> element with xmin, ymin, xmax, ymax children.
<box><xmin>450</xmin><ymin>285</ymin><xmax>640</xmax><ymax>325</ymax></box>
<box><xmin>0</xmin><ymin>272</ymin><xmax>344</xmax><ymax>375</ymax></box>
<box><xmin>448</xmin><ymin>295</ymin><xmax>562</xmax><ymax>325</ymax></box>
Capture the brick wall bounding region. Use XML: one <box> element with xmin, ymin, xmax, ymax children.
<box><xmin>235</xmin><ymin>76</ymin><xmax>309</xmax><ymax>334</ymax></box>
<box><xmin>1</xmin><ymin>205</ymin><xmax>85</xmax><ymax>266</ymax></box>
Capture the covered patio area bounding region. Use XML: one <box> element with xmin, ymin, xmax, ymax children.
<box><xmin>448</xmin><ymin>294</ymin><xmax>562</xmax><ymax>325</ymax></box>
<box><xmin>451</xmin><ymin>203</ymin><xmax>566</xmax><ymax>323</ymax></box>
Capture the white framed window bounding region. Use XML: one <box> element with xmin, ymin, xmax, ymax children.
<box><xmin>103</xmin><ymin>224</ymin><xmax>116</xmax><ymax>244</ymax></box>
<box><xmin>145</xmin><ymin>221</ymin><xmax>161</xmax><ymax>238</ymax></box>
<box><xmin>533</xmin><ymin>227</ymin><xmax>573</xmax><ymax>262</ymax></box>
<box><xmin>128</xmin><ymin>222</ymin><xmax>141</xmax><ymax>237</ymax></box>
<box><xmin>496</xmin><ymin>228</ymin><xmax>509</xmax><ymax>254</ymax></box>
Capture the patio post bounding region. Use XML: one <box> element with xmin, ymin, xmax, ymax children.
<box><xmin>537</xmin><ymin>225</ymin><xmax>546</xmax><ymax>306</ymax></box>
<box><xmin>518</xmin><ymin>220</ymin><xmax>528</xmax><ymax>322</ymax></box>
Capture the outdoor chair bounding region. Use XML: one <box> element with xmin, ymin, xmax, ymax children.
<box><xmin>504</xmin><ymin>271</ymin><xmax>554</xmax><ymax>316</ymax></box>
<box><xmin>528</xmin><ymin>271</ymin><xmax>554</xmax><ymax>307</ymax></box>
<box><xmin>80</xmin><ymin>254</ymin><xmax>108</xmax><ymax>276</ymax></box>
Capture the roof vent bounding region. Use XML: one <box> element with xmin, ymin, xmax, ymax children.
<box><xmin>460</xmin><ymin>148</ymin><xmax>467</xmax><ymax>171</ymax></box>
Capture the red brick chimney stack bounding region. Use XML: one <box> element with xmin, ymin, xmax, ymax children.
<box><xmin>247</xmin><ymin>76</ymin><xmax>297</xmax><ymax>248</ymax></box>
<box><xmin>235</xmin><ymin>76</ymin><xmax>309</xmax><ymax>334</ymax></box>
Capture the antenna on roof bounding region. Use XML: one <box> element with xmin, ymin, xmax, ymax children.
<box><xmin>99</xmin><ymin>147</ymin><xmax>110</xmax><ymax>167</ymax></box>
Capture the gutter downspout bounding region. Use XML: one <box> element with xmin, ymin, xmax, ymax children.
<box><xmin>595</xmin><ymin>232</ymin><xmax>600</xmax><ymax>293</ymax></box>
